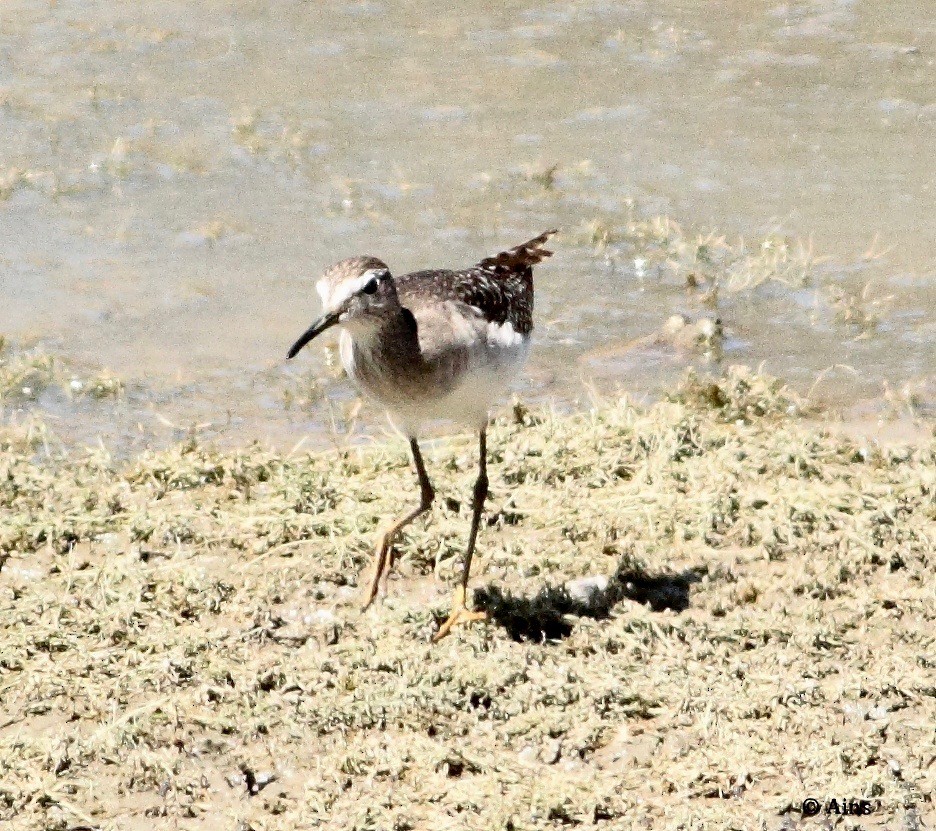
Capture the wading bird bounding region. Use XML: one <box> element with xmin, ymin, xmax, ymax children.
<box><xmin>287</xmin><ymin>231</ymin><xmax>556</xmax><ymax>639</ymax></box>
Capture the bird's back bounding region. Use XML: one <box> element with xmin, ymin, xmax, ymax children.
<box><xmin>394</xmin><ymin>229</ymin><xmax>555</xmax><ymax>340</ymax></box>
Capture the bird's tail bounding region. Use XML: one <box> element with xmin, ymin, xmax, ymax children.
<box><xmin>475</xmin><ymin>229</ymin><xmax>557</xmax><ymax>275</ymax></box>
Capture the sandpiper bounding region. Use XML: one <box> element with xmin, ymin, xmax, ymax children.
<box><xmin>287</xmin><ymin>230</ymin><xmax>556</xmax><ymax>639</ymax></box>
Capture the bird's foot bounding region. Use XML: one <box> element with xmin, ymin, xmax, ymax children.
<box><xmin>433</xmin><ymin>586</ymin><xmax>487</xmax><ymax>641</ymax></box>
<box><xmin>361</xmin><ymin>538</ymin><xmax>393</xmax><ymax>611</ymax></box>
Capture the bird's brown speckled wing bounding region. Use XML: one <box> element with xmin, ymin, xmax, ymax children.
<box><xmin>394</xmin><ymin>230</ymin><xmax>556</xmax><ymax>336</ymax></box>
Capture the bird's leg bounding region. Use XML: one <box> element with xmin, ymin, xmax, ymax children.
<box><xmin>361</xmin><ymin>438</ymin><xmax>434</xmax><ymax>610</ymax></box>
<box><xmin>434</xmin><ymin>428</ymin><xmax>489</xmax><ymax>641</ymax></box>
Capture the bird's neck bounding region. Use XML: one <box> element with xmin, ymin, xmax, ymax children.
<box><xmin>346</xmin><ymin>309</ymin><xmax>419</xmax><ymax>358</ymax></box>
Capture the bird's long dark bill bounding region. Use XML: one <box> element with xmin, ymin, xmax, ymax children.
<box><xmin>286</xmin><ymin>312</ymin><xmax>340</xmax><ymax>359</ymax></box>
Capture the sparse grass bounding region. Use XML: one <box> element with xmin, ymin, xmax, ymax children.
<box><xmin>185</xmin><ymin>218</ymin><xmax>242</xmax><ymax>247</ymax></box>
<box><xmin>515</xmin><ymin>162</ymin><xmax>560</xmax><ymax>191</ymax></box>
<box><xmin>572</xmin><ymin>214</ymin><xmax>820</xmax><ymax>293</ymax></box>
<box><xmin>77</xmin><ymin>370</ymin><xmax>125</xmax><ymax>401</ymax></box>
<box><xmin>882</xmin><ymin>377</ymin><xmax>934</xmax><ymax>421</ymax></box>
<box><xmin>0</xmin><ymin>167</ymin><xmax>27</xmax><ymax>201</ymax></box>
<box><xmin>231</xmin><ymin>110</ymin><xmax>325</xmax><ymax>174</ymax></box>
<box><xmin>569</xmin><ymin>213</ymin><xmax>913</xmax><ymax>344</ymax></box>
<box><xmin>0</xmin><ymin>341</ymin><xmax>124</xmax><ymax>404</ymax></box>
<box><xmin>827</xmin><ymin>280</ymin><xmax>896</xmax><ymax>336</ymax></box>
<box><xmin>103</xmin><ymin>132</ymin><xmax>213</xmax><ymax>178</ymax></box>
<box><xmin>471</xmin><ymin>160</ymin><xmax>593</xmax><ymax>200</ymax></box>
<box><xmin>153</xmin><ymin>136</ymin><xmax>212</xmax><ymax>175</ymax></box>
<box><xmin>0</xmin><ymin>350</ymin><xmax>57</xmax><ymax>401</ymax></box>
<box><xmin>1</xmin><ymin>368</ymin><xmax>933</xmax><ymax>830</ymax></box>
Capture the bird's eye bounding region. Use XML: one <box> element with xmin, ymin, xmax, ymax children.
<box><xmin>362</xmin><ymin>277</ymin><xmax>379</xmax><ymax>295</ymax></box>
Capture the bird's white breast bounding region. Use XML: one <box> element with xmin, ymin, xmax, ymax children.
<box><xmin>338</xmin><ymin>318</ymin><xmax>530</xmax><ymax>436</ymax></box>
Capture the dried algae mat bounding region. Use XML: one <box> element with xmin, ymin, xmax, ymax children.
<box><xmin>1</xmin><ymin>369</ymin><xmax>934</xmax><ymax>831</ymax></box>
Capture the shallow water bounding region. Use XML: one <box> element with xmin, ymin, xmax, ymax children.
<box><xmin>1</xmin><ymin>0</ymin><xmax>933</xmax><ymax>449</ymax></box>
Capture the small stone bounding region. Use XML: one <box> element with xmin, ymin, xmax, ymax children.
<box><xmin>518</xmin><ymin>746</ymin><xmax>539</xmax><ymax>768</ymax></box>
<box><xmin>565</xmin><ymin>575</ymin><xmax>609</xmax><ymax>604</ymax></box>
<box><xmin>540</xmin><ymin>739</ymin><xmax>561</xmax><ymax>765</ymax></box>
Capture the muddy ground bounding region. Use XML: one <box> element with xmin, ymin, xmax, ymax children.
<box><xmin>1</xmin><ymin>368</ymin><xmax>934</xmax><ymax>830</ymax></box>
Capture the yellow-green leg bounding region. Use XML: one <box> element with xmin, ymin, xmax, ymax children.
<box><xmin>434</xmin><ymin>428</ymin><xmax>489</xmax><ymax>640</ymax></box>
<box><xmin>362</xmin><ymin>438</ymin><xmax>434</xmax><ymax>610</ymax></box>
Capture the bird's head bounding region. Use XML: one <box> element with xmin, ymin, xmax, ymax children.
<box><xmin>287</xmin><ymin>256</ymin><xmax>397</xmax><ymax>359</ymax></box>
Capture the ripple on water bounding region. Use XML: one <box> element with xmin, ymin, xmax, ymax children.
<box><xmin>0</xmin><ymin>0</ymin><xmax>932</xmax><ymax>448</ymax></box>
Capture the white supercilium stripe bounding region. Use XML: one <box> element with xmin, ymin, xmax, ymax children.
<box><xmin>317</xmin><ymin>269</ymin><xmax>385</xmax><ymax>311</ymax></box>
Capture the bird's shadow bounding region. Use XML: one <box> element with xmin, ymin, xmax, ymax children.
<box><xmin>473</xmin><ymin>555</ymin><xmax>703</xmax><ymax>642</ymax></box>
